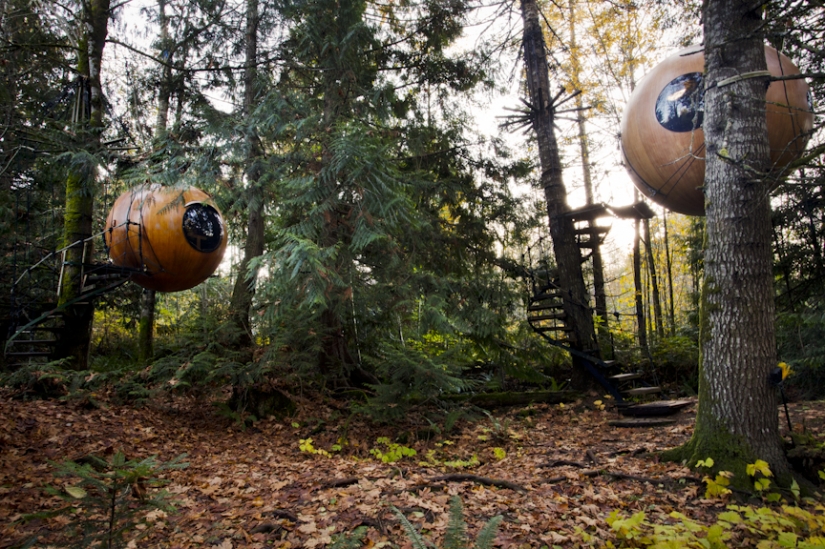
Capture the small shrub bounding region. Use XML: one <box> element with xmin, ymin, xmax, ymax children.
<box><xmin>370</xmin><ymin>437</ymin><xmax>416</xmax><ymax>463</ymax></box>
<box><xmin>20</xmin><ymin>451</ymin><xmax>188</xmax><ymax>549</ymax></box>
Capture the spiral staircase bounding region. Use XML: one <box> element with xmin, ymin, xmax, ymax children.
<box><xmin>525</xmin><ymin>202</ymin><xmax>689</xmax><ymax>417</ymax></box>
<box><xmin>4</xmin><ymin>234</ymin><xmax>135</xmax><ymax>370</ymax></box>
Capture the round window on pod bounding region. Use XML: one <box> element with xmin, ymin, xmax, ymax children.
<box><xmin>621</xmin><ymin>45</ymin><xmax>813</xmax><ymax>216</ymax></box>
<box><xmin>104</xmin><ymin>185</ymin><xmax>227</xmax><ymax>292</ymax></box>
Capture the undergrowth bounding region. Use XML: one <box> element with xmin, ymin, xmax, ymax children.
<box><xmin>17</xmin><ymin>451</ymin><xmax>188</xmax><ymax>549</ymax></box>
<box><xmin>604</xmin><ymin>459</ymin><xmax>825</xmax><ymax>548</ymax></box>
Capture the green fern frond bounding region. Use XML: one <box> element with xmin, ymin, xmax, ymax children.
<box><xmin>472</xmin><ymin>515</ymin><xmax>503</xmax><ymax>549</ymax></box>
<box><xmin>392</xmin><ymin>506</ymin><xmax>431</xmax><ymax>549</ymax></box>
<box><xmin>328</xmin><ymin>526</ymin><xmax>368</xmax><ymax>549</ymax></box>
<box><xmin>394</xmin><ymin>497</ymin><xmax>503</xmax><ymax>549</ymax></box>
<box><xmin>443</xmin><ymin>496</ymin><xmax>467</xmax><ymax>549</ymax></box>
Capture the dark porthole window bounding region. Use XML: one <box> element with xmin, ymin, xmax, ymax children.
<box><xmin>182</xmin><ymin>203</ymin><xmax>223</xmax><ymax>253</ymax></box>
<box><xmin>655</xmin><ymin>72</ymin><xmax>705</xmax><ymax>132</ymax></box>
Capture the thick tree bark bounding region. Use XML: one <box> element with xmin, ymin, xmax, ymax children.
<box><xmin>663</xmin><ymin>0</ymin><xmax>792</xmax><ymax>485</ymax></box>
<box><xmin>56</xmin><ymin>0</ymin><xmax>110</xmax><ymax>370</ymax></box>
<box><xmin>229</xmin><ymin>0</ymin><xmax>265</xmax><ymax>348</ymax></box>
<box><xmin>521</xmin><ymin>0</ymin><xmax>598</xmax><ymax>389</ymax></box>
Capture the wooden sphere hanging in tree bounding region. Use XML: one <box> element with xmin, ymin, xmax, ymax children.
<box><xmin>104</xmin><ymin>185</ymin><xmax>228</xmax><ymax>292</ymax></box>
<box><xmin>620</xmin><ymin>45</ymin><xmax>813</xmax><ymax>216</ymax></box>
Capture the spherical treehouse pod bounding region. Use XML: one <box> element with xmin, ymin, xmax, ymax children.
<box><xmin>104</xmin><ymin>185</ymin><xmax>227</xmax><ymax>292</ymax></box>
<box><xmin>621</xmin><ymin>45</ymin><xmax>813</xmax><ymax>216</ymax></box>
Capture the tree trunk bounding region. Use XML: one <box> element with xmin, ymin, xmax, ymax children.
<box><xmin>521</xmin><ymin>0</ymin><xmax>598</xmax><ymax>387</ymax></box>
<box><xmin>663</xmin><ymin>0</ymin><xmax>792</xmax><ymax>486</ymax></box>
<box><xmin>138</xmin><ymin>288</ymin><xmax>155</xmax><ymax>363</ymax></box>
<box><xmin>644</xmin><ymin>217</ymin><xmax>664</xmax><ymax>339</ymax></box>
<box><xmin>136</xmin><ymin>0</ymin><xmax>172</xmax><ymax>365</ymax></box>
<box><xmin>569</xmin><ymin>0</ymin><xmax>607</xmax><ymax>333</ymax></box>
<box><xmin>633</xmin><ymin>211</ymin><xmax>647</xmax><ymax>350</ymax></box>
<box><xmin>229</xmin><ymin>0</ymin><xmax>265</xmax><ymax>349</ymax></box>
<box><xmin>663</xmin><ymin>211</ymin><xmax>676</xmax><ymax>335</ymax></box>
<box><xmin>56</xmin><ymin>0</ymin><xmax>110</xmax><ymax>370</ymax></box>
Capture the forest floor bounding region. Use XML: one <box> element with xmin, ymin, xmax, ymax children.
<box><xmin>2</xmin><ymin>388</ymin><xmax>825</xmax><ymax>549</ymax></box>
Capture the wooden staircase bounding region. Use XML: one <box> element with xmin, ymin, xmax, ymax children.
<box><xmin>526</xmin><ymin>202</ymin><xmax>669</xmax><ymax>414</ymax></box>
<box><xmin>526</xmin><ymin>278</ymin><xmax>663</xmax><ymax>405</ymax></box>
<box><xmin>4</xmin><ymin>238</ymin><xmax>137</xmax><ymax>370</ymax></box>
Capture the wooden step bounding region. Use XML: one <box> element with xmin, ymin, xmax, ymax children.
<box><xmin>528</xmin><ymin>303</ymin><xmax>564</xmax><ymax>312</ymax></box>
<box><xmin>609</xmin><ymin>417</ymin><xmax>677</xmax><ymax>428</ymax></box>
<box><xmin>18</xmin><ymin>326</ymin><xmax>65</xmax><ymax>333</ymax></box>
<box><xmin>623</xmin><ymin>386</ymin><xmax>661</xmax><ymax>396</ymax></box>
<box><xmin>533</xmin><ymin>325</ymin><xmax>573</xmax><ymax>333</ymax></box>
<box><xmin>618</xmin><ymin>399</ymin><xmax>693</xmax><ymax>417</ymax></box>
<box><xmin>533</xmin><ymin>291</ymin><xmax>562</xmax><ymax>300</ymax></box>
<box><xmin>574</xmin><ymin>226</ymin><xmax>610</xmax><ymax>235</ymax></box>
<box><xmin>577</xmin><ymin>240</ymin><xmax>604</xmax><ymax>249</ymax></box>
<box><xmin>528</xmin><ymin>312</ymin><xmax>567</xmax><ymax>321</ymax></box>
<box><xmin>610</xmin><ymin>372</ymin><xmax>643</xmax><ymax>382</ymax></box>
<box><xmin>84</xmin><ymin>273</ymin><xmax>127</xmax><ymax>283</ymax></box>
<box><xmin>5</xmin><ymin>351</ymin><xmax>53</xmax><ymax>357</ymax></box>
<box><xmin>7</xmin><ymin>339</ymin><xmax>58</xmax><ymax>346</ymax></box>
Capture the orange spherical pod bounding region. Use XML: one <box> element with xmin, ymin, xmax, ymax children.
<box><xmin>621</xmin><ymin>45</ymin><xmax>813</xmax><ymax>216</ymax></box>
<box><xmin>104</xmin><ymin>185</ymin><xmax>228</xmax><ymax>292</ymax></box>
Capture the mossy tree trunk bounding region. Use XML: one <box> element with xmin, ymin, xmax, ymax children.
<box><xmin>520</xmin><ymin>0</ymin><xmax>599</xmax><ymax>390</ymax></box>
<box><xmin>56</xmin><ymin>0</ymin><xmax>111</xmax><ymax>370</ymax></box>
<box><xmin>229</xmin><ymin>0</ymin><xmax>265</xmax><ymax>350</ymax></box>
<box><xmin>661</xmin><ymin>0</ymin><xmax>792</xmax><ymax>487</ymax></box>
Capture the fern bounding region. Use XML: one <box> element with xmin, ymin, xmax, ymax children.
<box><xmin>328</xmin><ymin>526</ymin><xmax>368</xmax><ymax>549</ymax></box>
<box><xmin>393</xmin><ymin>496</ymin><xmax>503</xmax><ymax>549</ymax></box>
<box><xmin>394</xmin><ymin>507</ymin><xmax>431</xmax><ymax>549</ymax></box>
<box><xmin>443</xmin><ymin>496</ymin><xmax>468</xmax><ymax>549</ymax></box>
<box><xmin>473</xmin><ymin>516</ymin><xmax>504</xmax><ymax>549</ymax></box>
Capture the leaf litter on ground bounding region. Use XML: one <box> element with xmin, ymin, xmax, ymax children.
<box><xmin>1</xmin><ymin>389</ymin><xmax>821</xmax><ymax>548</ymax></box>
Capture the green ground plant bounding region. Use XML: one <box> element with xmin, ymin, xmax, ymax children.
<box><xmin>19</xmin><ymin>451</ymin><xmax>188</xmax><ymax>549</ymax></box>
<box><xmin>370</xmin><ymin>437</ymin><xmax>417</xmax><ymax>463</ymax></box>
<box><xmin>394</xmin><ymin>495</ymin><xmax>503</xmax><ymax>549</ymax></box>
<box><xmin>605</xmin><ymin>460</ymin><xmax>825</xmax><ymax>548</ymax></box>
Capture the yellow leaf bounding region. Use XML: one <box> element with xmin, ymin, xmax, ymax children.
<box><xmin>65</xmin><ymin>486</ymin><xmax>87</xmax><ymax>499</ymax></box>
<box><xmin>746</xmin><ymin>459</ymin><xmax>773</xmax><ymax>478</ymax></box>
<box><xmin>696</xmin><ymin>457</ymin><xmax>714</xmax><ymax>469</ymax></box>
<box><xmin>754</xmin><ymin>478</ymin><xmax>771</xmax><ymax>491</ymax></box>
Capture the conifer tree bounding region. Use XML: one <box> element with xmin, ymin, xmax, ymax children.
<box><xmin>663</xmin><ymin>0</ymin><xmax>794</xmax><ymax>485</ymax></box>
<box><xmin>247</xmin><ymin>0</ymin><xmax>531</xmax><ymax>399</ymax></box>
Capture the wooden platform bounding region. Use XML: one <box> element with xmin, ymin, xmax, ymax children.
<box><xmin>609</xmin><ymin>417</ymin><xmax>678</xmax><ymax>428</ymax></box>
<box><xmin>618</xmin><ymin>399</ymin><xmax>694</xmax><ymax>417</ymax></box>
